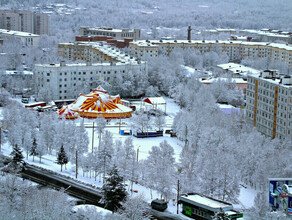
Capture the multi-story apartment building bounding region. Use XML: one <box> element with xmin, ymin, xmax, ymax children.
<box><xmin>0</xmin><ymin>10</ymin><xmax>49</xmax><ymax>35</ymax></box>
<box><xmin>129</xmin><ymin>40</ymin><xmax>292</xmax><ymax>66</ymax></box>
<box><xmin>0</xmin><ymin>29</ymin><xmax>40</xmax><ymax>47</ymax></box>
<box><xmin>58</xmin><ymin>42</ymin><xmax>138</xmax><ymax>63</ymax></box>
<box><xmin>34</xmin><ymin>60</ymin><xmax>148</xmax><ymax>100</ymax></box>
<box><xmin>79</xmin><ymin>27</ymin><xmax>140</xmax><ymax>41</ymax></box>
<box><xmin>239</xmin><ymin>29</ymin><xmax>292</xmax><ymax>44</ymax></box>
<box><xmin>246</xmin><ymin>70</ymin><xmax>292</xmax><ymax>140</ymax></box>
<box><xmin>33</xmin><ymin>13</ymin><xmax>49</xmax><ymax>35</ymax></box>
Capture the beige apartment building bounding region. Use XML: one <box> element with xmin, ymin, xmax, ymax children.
<box><xmin>79</xmin><ymin>27</ymin><xmax>140</xmax><ymax>41</ymax></box>
<box><xmin>129</xmin><ymin>40</ymin><xmax>292</xmax><ymax>66</ymax></box>
<box><xmin>58</xmin><ymin>42</ymin><xmax>138</xmax><ymax>64</ymax></box>
<box><xmin>246</xmin><ymin>70</ymin><xmax>292</xmax><ymax>140</ymax></box>
<box><xmin>0</xmin><ymin>10</ymin><xmax>49</xmax><ymax>35</ymax></box>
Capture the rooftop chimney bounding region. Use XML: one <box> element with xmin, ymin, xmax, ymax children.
<box><xmin>187</xmin><ymin>26</ymin><xmax>192</xmax><ymax>41</ymax></box>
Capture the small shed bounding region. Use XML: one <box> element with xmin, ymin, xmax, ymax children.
<box><xmin>143</xmin><ymin>97</ymin><xmax>166</xmax><ymax>113</ymax></box>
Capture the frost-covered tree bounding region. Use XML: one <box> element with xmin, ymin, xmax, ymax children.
<box><xmin>10</xmin><ymin>144</ymin><xmax>24</xmax><ymax>171</ymax></box>
<box><xmin>154</xmin><ymin>113</ymin><xmax>165</xmax><ymax>131</ymax></box>
<box><xmin>30</xmin><ymin>137</ymin><xmax>38</xmax><ymax>162</ymax></box>
<box><xmin>23</xmin><ymin>130</ymin><xmax>33</xmax><ymax>160</ymax></box>
<box><xmin>36</xmin><ymin>133</ymin><xmax>47</xmax><ymax>163</ymax></box>
<box><xmin>144</xmin><ymin>141</ymin><xmax>176</xmax><ymax>200</ymax></box>
<box><xmin>57</xmin><ymin>144</ymin><xmax>68</xmax><ymax>172</ymax></box>
<box><xmin>0</xmin><ymin>88</ymin><xmax>11</xmax><ymax>107</ymax></box>
<box><xmin>119</xmin><ymin>194</ymin><xmax>150</xmax><ymax>220</ymax></box>
<box><xmin>95</xmin><ymin>117</ymin><xmax>107</xmax><ymax>150</ymax></box>
<box><xmin>100</xmin><ymin>165</ymin><xmax>127</xmax><ymax>212</ymax></box>
<box><xmin>98</xmin><ymin>130</ymin><xmax>114</xmax><ymax>180</ymax></box>
<box><xmin>114</xmin><ymin>137</ymin><xmax>136</xmax><ymax>182</ymax></box>
<box><xmin>130</xmin><ymin>110</ymin><xmax>152</xmax><ymax>133</ymax></box>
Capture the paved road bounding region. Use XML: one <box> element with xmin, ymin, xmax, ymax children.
<box><xmin>20</xmin><ymin>163</ymin><xmax>183</xmax><ymax>219</ymax></box>
<box><xmin>21</xmin><ymin>164</ymin><xmax>103</xmax><ymax>206</ymax></box>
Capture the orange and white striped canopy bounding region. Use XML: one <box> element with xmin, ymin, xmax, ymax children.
<box><xmin>61</xmin><ymin>86</ymin><xmax>132</xmax><ymax>119</ymax></box>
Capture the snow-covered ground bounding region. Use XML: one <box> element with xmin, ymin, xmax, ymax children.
<box><xmin>0</xmin><ymin>97</ymin><xmax>258</xmax><ymax>217</ymax></box>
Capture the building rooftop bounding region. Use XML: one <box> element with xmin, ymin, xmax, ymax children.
<box><xmin>0</xmin><ymin>29</ymin><xmax>39</xmax><ymax>37</ymax></box>
<box><xmin>217</xmin><ymin>63</ymin><xmax>260</xmax><ymax>76</ymax></box>
<box><xmin>131</xmin><ymin>40</ymin><xmax>292</xmax><ymax>50</ymax></box>
<box><xmin>248</xmin><ymin>71</ymin><xmax>292</xmax><ymax>88</ymax></box>
<box><xmin>80</xmin><ymin>26</ymin><xmax>136</xmax><ymax>33</ymax></box>
<box><xmin>35</xmin><ymin>61</ymin><xmax>144</xmax><ymax>68</ymax></box>
<box><xmin>200</xmin><ymin>77</ymin><xmax>247</xmax><ymax>84</ymax></box>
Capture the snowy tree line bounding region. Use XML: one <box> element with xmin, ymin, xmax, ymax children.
<box><xmin>2</xmin><ymin>102</ymin><xmax>89</xmax><ymax>167</ymax></box>
<box><xmin>0</xmin><ymin>173</ymin><xmax>147</xmax><ymax>220</ymax></box>
<box><xmin>172</xmin><ymin>86</ymin><xmax>292</xmax><ymax>202</ymax></box>
<box><xmin>3</xmin><ymin>0</ymin><xmax>291</xmax><ymax>42</ymax></box>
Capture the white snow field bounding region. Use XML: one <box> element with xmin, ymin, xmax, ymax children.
<box><xmin>0</xmin><ymin>97</ymin><xmax>257</xmax><ymax>217</ymax></box>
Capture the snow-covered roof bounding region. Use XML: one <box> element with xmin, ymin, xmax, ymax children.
<box><xmin>217</xmin><ymin>63</ymin><xmax>240</xmax><ymax>70</ymax></box>
<box><xmin>200</xmin><ymin>77</ymin><xmax>247</xmax><ymax>84</ymax></box>
<box><xmin>144</xmin><ymin>97</ymin><xmax>166</xmax><ymax>105</ymax></box>
<box><xmin>217</xmin><ymin>63</ymin><xmax>260</xmax><ymax>76</ymax></box>
<box><xmin>62</xmin><ymin>86</ymin><xmax>132</xmax><ymax>119</ymax></box>
<box><xmin>130</xmin><ymin>40</ymin><xmax>292</xmax><ymax>51</ymax></box>
<box><xmin>0</xmin><ymin>29</ymin><xmax>39</xmax><ymax>37</ymax></box>
<box><xmin>180</xmin><ymin>194</ymin><xmax>233</xmax><ymax>212</ymax></box>
<box><xmin>81</xmin><ymin>27</ymin><xmax>136</xmax><ymax>33</ymax></box>
<box><xmin>72</xmin><ymin>204</ymin><xmax>111</xmax><ymax>216</ymax></box>
<box><xmin>5</xmin><ymin>70</ymin><xmax>33</xmax><ymax>75</ymax></box>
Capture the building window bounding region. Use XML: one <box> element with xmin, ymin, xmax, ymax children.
<box><xmin>47</xmin><ymin>79</ymin><xmax>50</xmax><ymax>82</ymax></box>
<box><xmin>47</xmin><ymin>73</ymin><xmax>50</xmax><ymax>76</ymax></box>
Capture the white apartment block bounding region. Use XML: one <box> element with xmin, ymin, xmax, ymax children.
<box><xmin>79</xmin><ymin>27</ymin><xmax>140</xmax><ymax>40</ymax></box>
<box><xmin>129</xmin><ymin>40</ymin><xmax>292</xmax><ymax>66</ymax></box>
<box><xmin>246</xmin><ymin>70</ymin><xmax>292</xmax><ymax>140</ymax></box>
<box><xmin>0</xmin><ymin>29</ymin><xmax>40</xmax><ymax>47</ymax></box>
<box><xmin>58</xmin><ymin>42</ymin><xmax>138</xmax><ymax>63</ymax></box>
<box><xmin>0</xmin><ymin>10</ymin><xmax>49</xmax><ymax>35</ymax></box>
<box><xmin>34</xmin><ymin>61</ymin><xmax>148</xmax><ymax>100</ymax></box>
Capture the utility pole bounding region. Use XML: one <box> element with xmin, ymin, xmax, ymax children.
<box><xmin>137</xmin><ymin>146</ymin><xmax>140</xmax><ymax>162</ymax></box>
<box><xmin>119</xmin><ymin>114</ymin><xmax>121</xmax><ymax>134</ymax></box>
<box><xmin>92</xmin><ymin>122</ymin><xmax>94</xmax><ymax>152</ymax></box>
<box><xmin>0</xmin><ymin>127</ymin><xmax>1</xmax><ymax>152</ymax></box>
<box><xmin>75</xmin><ymin>150</ymin><xmax>78</xmax><ymax>179</ymax></box>
<box><xmin>177</xmin><ymin>179</ymin><xmax>180</xmax><ymax>214</ymax></box>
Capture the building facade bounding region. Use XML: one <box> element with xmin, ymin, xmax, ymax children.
<box><xmin>129</xmin><ymin>40</ymin><xmax>292</xmax><ymax>66</ymax></box>
<box><xmin>34</xmin><ymin>61</ymin><xmax>148</xmax><ymax>100</ymax></box>
<box><xmin>79</xmin><ymin>27</ymin><xmax>140</xmax><ymax>41</ymax></box>
<box><xmin>246</xmin><ymin>70</ymin><xmax>292</xmax><ymax>140</ymax></box>
<box><xmin>0</xmin><ymin>10</ymin><xmax>49</xmax><ymax>35</ymax></box>
<box><xmin>58</xmin><ymin>42</ymin><xmax>138</xmax><ymax>63</ymax></box>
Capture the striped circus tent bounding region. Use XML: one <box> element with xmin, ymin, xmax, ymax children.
<box><xmin>61</xmin><ymin>86</ymin><xmax>132</xmax><ymax>119</ymax></box>
<box><xmin>58</xmin><ymin>105</ymin><xmax>79</xmax><ymax>120</ymax></box>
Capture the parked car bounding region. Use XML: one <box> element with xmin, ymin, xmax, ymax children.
<box><xmin>21</xmin><ymin>97</ymin><xmax>29</xmax><ymax>103</ymax></box>
<box><xmin>151</xmin><ymin>199</ymin><xmax>168</xmax><ymax>211</ymax></box>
